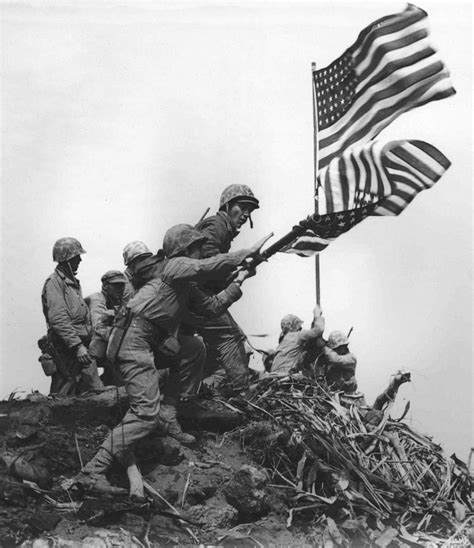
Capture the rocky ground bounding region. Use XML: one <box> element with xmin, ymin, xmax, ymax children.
<box><xmin>0</xmin><ymin>389</ymin><xmax>316</xmax><ymax>547</ymax></box>
<box><xmin>0</xmin><ymin>382</ymin><xmax>472</xmax><ymax>547</ymax></box>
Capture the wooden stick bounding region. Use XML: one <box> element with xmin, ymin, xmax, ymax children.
<box><xmin>143</xmin><ymin>480</ymin><xmax>199</xmax><ymax>543</ymax></box>
<box><xmin>74</xmin><ymin>432</ymin><xmax>84</xmax><ymax>471</ymax></box>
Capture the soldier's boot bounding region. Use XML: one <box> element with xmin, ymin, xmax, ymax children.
<box><xmin>73</xmin><ymin>448</ymin><xmax>127</xmax><ymax>495</ymax></box>
<box><xmin>160</xmin><ymin>404</ymin><xmax>196</xmax><ymax>445</ymax></box>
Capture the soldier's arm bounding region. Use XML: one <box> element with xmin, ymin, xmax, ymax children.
<box><xmin>163</xmin><ymin>251</ymin><xmax>249</xmax><ymax>283</ymax></box>
<box><xmin>89</xmin><ymin>296</ymin><xmax>112</xmax><ymax>340</ymax></box>
<box><xmin>298</xmin><ymin>315</ymin><xmax>325</xmax><ymax>343</ymax></box>
<box><xmin>187</xmin><ymin>281</ymin><xmax>242</xmax><ymax>317</ymax></box>
<box><xmin>163</xmin><ymin>233</ymin><xmax>272</xmax><ymax>283</ymax></box>
<box><xmin>44</xmin><ymin>278</ymin><xmax>82</xmax><ymax>349</ymax></box>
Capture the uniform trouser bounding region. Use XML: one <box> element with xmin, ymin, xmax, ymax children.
<box><xmin>160</xmin><ymin>334</ymin><xmax>206</xmax><ymax>406</ymax></box>
<box><xmin>197</xmin><ymin>310</ymin><xmax>249</xmax><ymax>392</ymax></box>
<box><xmin>100</xmin><ymin>325</ymin><xmax>162</xmax><ymax>465</ymax></box>
<box><xmin>49</xmin><ymin>344</ymin><xmax>103</xmax><ymax>395</ymax></box>
<box><xmin>89</xmin><ymin>337</ymin><xmax>123</xmax><ymax>386</ymax></box>
<box><xmin>100</xmin><ymin>326</ymin><xmax>205</xmax><ymax>464</ymax></box>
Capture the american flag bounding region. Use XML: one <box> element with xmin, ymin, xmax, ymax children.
<box><xmin>284</xmin><ymin>139</ymin><xmax>450</xmax><ymax>256</ymax></box>
<box><xmin>315</xmin><ymin>4</ymin><xmax>456</xmax><ymax>170</ymax></box>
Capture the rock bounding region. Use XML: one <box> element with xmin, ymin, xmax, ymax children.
<box><xmin>0</xmin><ymin>475</ymin><xmax>26</xmax><ymax>507</ymax></box>
<box><xmin>186</xmin><ymin>502</ymin><xmax>238</xmax><ymax>530</ymax></box>
<box><xmin>121</xmin><ymin>512</ymin><xmax>146</xmax><ymax>538</ymax></box>
<box><xmin>178</xmin><ymin>398</ymin><xmax>243</xmax><ymax>432</ymax></box>
<box><xmin>224</xmin><ymin>465</ymin><xmax>270</xmax><ymax>519</ymax></box>
<box><xmin>27</xmin><ymin>511</ymin><xmax>61</xmax><ymax>533</ymax></box>
<box><xmin>2</xmin><ymin>455</ymin><xmax>51</xmax><ymax>489</ymax></box>
<box><xmin>185</xmin><ymin>482</ymin><xmax>217</xmax><ymax>505</ymax></box>
<box><xmin>136</xmin><ymin>435</ymin><xmax>184</xmax><ymax>467</ymax></box>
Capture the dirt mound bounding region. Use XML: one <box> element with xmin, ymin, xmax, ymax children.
<box><xmin>0</xmin><ymin>380</ymin><xmax>472</xmax><ymax>547</ymax></box>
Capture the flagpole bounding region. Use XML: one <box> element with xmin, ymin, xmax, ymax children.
<box><xmin>312</xmin><ymin>62</ymin><xmax>321</xmax><ymax>306</ymax></box>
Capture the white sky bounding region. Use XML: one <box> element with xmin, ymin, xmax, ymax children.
<box><xmin>1</xmin><ymin>1</ymin><xmax>472</xmax><ymax>457</ymax></box>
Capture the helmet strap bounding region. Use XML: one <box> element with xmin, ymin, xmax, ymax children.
<box><xmin>66</xmin><ymin>259</ymin><xmax>79</xmax><ymax>288</ymax></box>
<box><xmin>249</xmin><ymin>211</ymin><xmax>254</xmax><ymax>229</ymax></box>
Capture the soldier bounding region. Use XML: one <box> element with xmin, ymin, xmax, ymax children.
<box><xmin>75</xmin><ymin>225</ymin><xmax>271</xmax><ymax>497</ymax></box>
<box><xmin>87</xmin><ymin>270</ymin><xmax>127</xmax><ymax>385</ymax></box>
<box><xmin>270</xmin><ymin>307</ymin><xmax>325</xmax><ymax>377</ymax></box>
<box><xmin>315</xmin><ymin>331</ymin><xmax>358</xmax><ymax>393</ymax></box>
<box><xmin>41</xmin><ymin>238</ymin><xmax>103</xmax><ymax>395</ymax></box>
<box><xmin>122</xmin><ymin>241</ymin><xmax>153</xmax><ymax>302</ymax></box>
<box><xmin>194</xmin><ymin>184</ymin><xmax>260</xmax><ymax>395</ymax></box>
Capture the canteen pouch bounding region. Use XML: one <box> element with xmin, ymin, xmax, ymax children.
<box><xmin>39</xmin><ymin>354</ymin><xmax>56</xmax><ymax>376</ymax></box>
<box><xmin>106</xmin><ymin>307</ymin><xmax>132</xmax><ymax>364</ymax></box>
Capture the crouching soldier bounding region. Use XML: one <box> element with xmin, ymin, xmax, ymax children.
<box><xmin>87</xmin><ymin>270</ymin><xmax>127</xmax><ymax>386</ymax></box>
<box><xmin>41</xmin><ymin>238</ymin><xmax>104</xmax><ymax>395</ymax></box>
<box><xmin>270</xmin><ymin>306</ymin><xmax>325</xmax><ymax>377</ymax></box>
<box><xmin>316</xmin><ymin>330</ymin><xmax>358</xmax><ymax>393</ymax></box>
<box><xmin>194</xmin><ymin>184</ymin><xmax>261</xmax><ymax>395</ymax></box>
<box><xmin>75</xmin><ymin>225</ymin><xmax>271</xmax><ymax>497</ymax></box>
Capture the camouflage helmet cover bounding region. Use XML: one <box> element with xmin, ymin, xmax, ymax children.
<box><xmin>163</xmin><ymin>224</ymin><xmax>208</xmax><ymax>258</ymax></box>
<box><xmin>123</xmin><ymin>241</ymin><xmax>152</xmax><ymax>266</ymax></box>
<box><xmin>52</xmin><ymin>237</ymin><xmax>86</xmax><ymax>263</ymax></box>
<box><xmin>327</xmin><ymin>330</ymin><xmax>349</xmax><ymax>349</ymax></box>
<box><xmin>219</xmin><ymin>184</ymin><xmax>260</xmax><ymax>210</ymax></box>
<box><xmin>280</xmin><ymin>314</ymin><xmax>304</xmax><ymax>334</ymax></box>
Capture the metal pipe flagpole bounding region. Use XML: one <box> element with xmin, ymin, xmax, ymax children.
<box><xmin>312</xmin><ymin>62</ymin><xmax>321</xmax><ymax>306</ymax></box>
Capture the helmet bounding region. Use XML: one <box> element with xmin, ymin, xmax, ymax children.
<box><xmin>280</xmin><ymin>314</ymin><xmax>304</xmax><ymax>334</ymax></box>
<box><xmin>52</xmin><ymin>237</ymin><xmax>86</xmax><ymax>263</ymax></box>
<box><xmin>327</xmin><ymin>331</ymin><xmax>349</xmax><ymax>350</ymax></box>
<box><xmin>219</xmin><ymin>184</ymin><xmax>260</xmax><ymax>211</ymax></box>
<box><xmin>163</xmin><ymin>224</ymin><xmax>208</xmax><ymax>258</ymax></box>
<box><xmin>123</xmin><ymin>241</ymin><xmax>152</xmax><ymax>266</ymax></box>
<box><xmin>101</xmin><ymin>270</ymin><xmax>127</xmax><ymax>284</ymax></box>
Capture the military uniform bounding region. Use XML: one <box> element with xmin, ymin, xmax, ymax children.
<box><xmin>42</xmin><ymin>268</ymin><xmax>103</xmax><ymax>394</ymax></box>
<box><xmin>93</xmin><ymin>245</ymin><xmax>249</xmax><ymax>466</ymax></box>
<box><xmin>194</xmin><ymin>210</ymin><xmax>252</xmax><ymax>392</ymax></box>
<box><xmin>315</xmin><ymin>331</ymin><xmax>358</xmax><ymax>393</ymax></box>
<box><xmin>270</xmin><ymin>313</ymin><xmax>325</xmax><ymax>377</ymax></box>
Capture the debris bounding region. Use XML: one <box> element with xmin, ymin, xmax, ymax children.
<box><xmin>230</xmin><ymin>374</ymin><xmax>472</xmax><ymax>542</ymax></box>
<box><xmin>186</xmin><ymin>502</ymin><xmax>238</xmax><ymax>530</ymax></box>
<box><xmin>224</xmin><ymin>465</ymin><xmax>270</xmax><ymax>519</ymax></box>
<box><xmin>2</xmin><ymin>455</ymin><xmax>51</xmax><ymax>489</ymax></box>
<box><xmin>27</xmin><ymin>511</ymin><xmax>62</xmax><ymax>533</ymax></box>
<box><xmin>143</xmin><ymin>480</ymin><xmax>200</xmax><ymax>543</ymax></box>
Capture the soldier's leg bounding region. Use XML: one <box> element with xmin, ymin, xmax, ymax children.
<box><xmin>80</xmin><ymin>357</ymin><xmax>104</xmax><ymax>391</ymax></box>
<box><xmin>160</xmin><ymin>334</ymin><xmax>205</xmax><ymax>445</ymax></box>
<box><xmin>80</xmin><ymin>329</ymin><xmax>163</xmax><ymax>490</ymax></box>
<box><xmin>199</xmin><ymin>311</ymin><xmax>249</xmax><ymax>393</ymax></box>
<box><xmin>49</xmin><ymin>347</ymin><xmax>78</xmax><ymax>395</ymax></box>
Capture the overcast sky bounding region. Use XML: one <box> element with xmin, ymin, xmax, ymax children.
<box><xmin>1</xmin><ymin>1</ymin><xmax>472</xmax><ymax>458</ymax></box>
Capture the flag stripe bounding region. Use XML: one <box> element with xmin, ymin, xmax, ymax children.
<box><xmin>352</xmin><ymin>5</ymin><xmax>427</xmax><ymax>58</ymax></box>
<box><xmin>357</xmin><ymin>26</ymin><xmax>429</xmax><ymax>81</ymax></box>
<box><xmin>320</xmin><ymin>59</ymin><xmax>448</xmax><ymax>152</ymax></box>
<box><xmin>320</xmin><ymin>68</ymin><xmax>453</xmax><ymax>166</ymax></box>
<box><xmin>286</xmin><ymin>139</ymin><xmax>450</xmax><ymax>255</ymax></box>
<box><xmin>315</xmin><ymin>4</ymin><xmax>456</xmax><ymax>169</ymax></box>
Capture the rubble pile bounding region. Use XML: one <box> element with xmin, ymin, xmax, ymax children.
<box><xmin>232</xmin><ymin>375</ymin><xmax>473</xmax><ymax>546</ymax></box>
<box><xmin>0</xmin><ymin>380</ymin><xmax>472</xmax><ymax>547</ymax></box>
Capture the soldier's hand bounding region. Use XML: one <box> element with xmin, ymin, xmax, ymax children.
<box><xmin>246</xmin><ymin>232</ymin><xmax>273</xmax><ymax>258</ymax></box>
<box><xmin>76</xmin><ymin>344</ymin><xmax>92</xmax><ymax>366</ymax></box>
<box><xmin>234</xmin><ymin>267</ymin><xmax>257</xmax><ymax>285</ymax></box>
